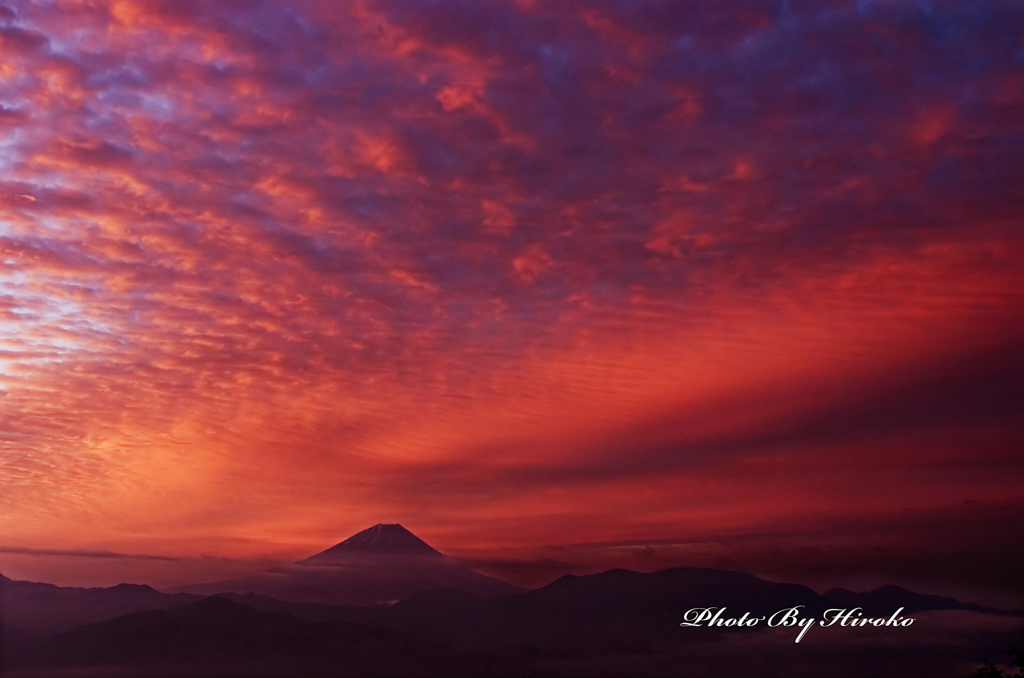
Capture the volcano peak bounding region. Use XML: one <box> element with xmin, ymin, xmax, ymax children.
<box><xmin>177</xmin><ymin>523</ymin><xmax>523</xmax><ymax>604</ymax></box>
<box><xmin>302</xmin><ymin>523</ymin><xmax>442</xmax><ymax>563</ymax></box>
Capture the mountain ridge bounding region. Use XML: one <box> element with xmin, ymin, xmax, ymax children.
<box><xmin>5</xmin><ymin>566</ymin><xmax>1022</xmax><ymax>677</ymax></box>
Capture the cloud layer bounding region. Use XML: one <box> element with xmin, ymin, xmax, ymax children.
<box><xmin>0</xmin><ymin>0</ymin><xmax>1020</xmax><ymax>597</ymax></box>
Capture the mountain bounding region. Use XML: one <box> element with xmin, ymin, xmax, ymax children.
<box><xmin>302</xmin><ymin>523</ymin><xmax>442</xmax><ymax>561</ymax></box>
<box><xmin>359</xmin><ymin>567</ymin><xmax>833</xmax><ymax>654</ymax></box>
<box><xmin>213</xmin><ymin>567</ymin><xmax>1024</xmax><ymax>658</ymax></box>
<box><xmin>8</xmin><ymin>567</ymin><xmax>1021</xmax><ymax>678</ymax></box>
<box><xmin>172</xmin><ymin>524</ymin><xmax>523</xmax><ymax>605</ymax></box>
<box><xmin>823</xmin><ymin>584</ymin><xmax>1022</xmax><ymax>617</ymax></box>
<box><xmin>9</xmin><ymin>595</ymin><xmax>417</xmax><ymax>673</ymax></box>
<box><xmin>0</xmin><ymin>573</ymin><xmax>201</xmax><ymax>639</ymax></box>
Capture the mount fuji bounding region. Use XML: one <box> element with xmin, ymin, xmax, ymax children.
<box><xmin>301</xmin><ymin>523</ymin><xmax>442</xmax><ymax>561</ymax></box>
<box><xmin>171</xmin><ymin>524</ymin><xmax>522</xmax><ymax>605</ymax></box>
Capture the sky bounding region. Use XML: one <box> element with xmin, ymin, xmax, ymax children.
<box><xmin>0</xmin><ymin>0</ymin><xmax>1021</xmax><ymax>603</ymax></box>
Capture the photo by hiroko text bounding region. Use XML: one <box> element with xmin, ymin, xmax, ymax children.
<box><xmin>679</xmin><ymin>606</ymin><xmax>915</xmax><ymax>643</ymax></box>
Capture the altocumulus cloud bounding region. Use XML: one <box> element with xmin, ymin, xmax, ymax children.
<box><xmin>0</xmin><ymin>0</ymin><xmax>1020</xmax><ymax>594</ymax></box>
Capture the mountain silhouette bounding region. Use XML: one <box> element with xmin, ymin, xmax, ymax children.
<box><xmin>10</xmin><ymin>595</ymin><xmax>416</xmax><ymax>672</ymax></box>
<box><xmin>0</xmin><ymin>572</ymin><xmax>201</xmax><ymax>641</ymax></box>
<box><xmin>823</xmin><ymin>584</ymin><xmax>1020</xmax><ymax>617</ymax></box>
<box><xmin>302</xmin><ymin>523</ymin><xmax>442</xmax><ymax>561</ymax></box>
<box><xmin>356</xmin><ymin>567</ymin><xmax>833</xmax><ymax>654</ymax></box>
<box><xmin>6</xmin><ymin>567</ymin><xmax>1022</xmax><ymax>678</ymax></box>
<box><xmin>170</xmin><ymin>524</ymin><xmax>523</xmax><ymax>605</ymax></box>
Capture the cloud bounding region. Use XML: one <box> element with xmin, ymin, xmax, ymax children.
<box><xmin>0</xmin><ymin>546</ymin><xmax>178</xmax><ymax>561</ymax></box>
<box><xmin>0</xmin><ymin>0</ymin><xmax>1019</xmax><ymax>595</ymax></box>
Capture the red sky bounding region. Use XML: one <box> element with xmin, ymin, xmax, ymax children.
<box><xmin>0</xmin><ymin>0</ymin><xmax>1021</xmax><ymax>603</ymax></box>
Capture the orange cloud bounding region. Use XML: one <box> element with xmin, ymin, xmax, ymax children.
<box><xmin>0</xmin><ymin>0</ymin><xmax>1020</xmax><ymax>602</ymax></box>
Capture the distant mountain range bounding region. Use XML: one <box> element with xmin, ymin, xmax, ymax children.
<box><xmin>2</xmin><ymin>525</ymin><xmax>1021</xmax><ymax>677</ymax></box>
<box><xmin>12</xmin><ymin>595</ymin><xmax>417</xmax><ymax>673</ymax></box>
